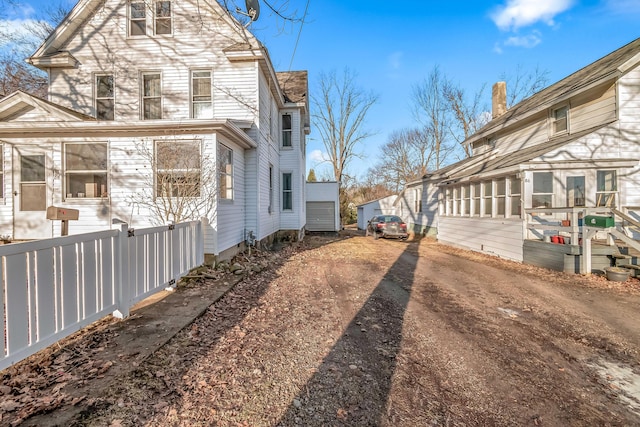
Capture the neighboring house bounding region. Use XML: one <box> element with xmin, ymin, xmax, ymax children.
<box><xmin>357</xmin><ymin>195</ymin><xmax>399</xmax><ymax>230</ymax></box>
<box><xmin>402</xmin><ymin>37</ymin><xmax>640</xmax><ymax>262</ymax></box>
<box><xmin>0</xmin><ymin>0</ymin><xmax>309</xmax><ymax>259</ymax></box>
<box><xmin>306</xmin><ymin>181</ymin><xmax>340</xmax><ymax>232</ymax></box>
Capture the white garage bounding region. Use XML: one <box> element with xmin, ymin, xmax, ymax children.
<box><xmin>306</xmin><ymin>182</ymin><xmax>340</xmax><ymax>232</ymax></box>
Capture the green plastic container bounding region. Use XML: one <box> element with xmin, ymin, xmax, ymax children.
<box><xmin>583</xmin><ymin>215</ymin><xmax>615</xmax><ymax>228</ymax></box>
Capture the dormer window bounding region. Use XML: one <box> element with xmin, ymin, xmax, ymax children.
<box><xmin>155</xmin><ymin>1</ymin><xmax>171</xmax><ymax>35</ymax></box>
<box><xmin>552</xmin><ymin>105</ymin><xmax>568</xmax><ymax>135</ymax></box>
<box><xmin>129</xmin><ymin>1</ymin><xmax>146</xmax><ymax>36</ymax></box>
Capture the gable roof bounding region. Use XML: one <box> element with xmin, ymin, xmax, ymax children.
<box><xmin>0</xmin><ymin>90</ymin><xmax>95</xmax><ymax>122</ymax></box>
<box><xmin>465</xmin><ymin>37</ymin><xmax>640</xmax><ymax>147</ymax></box>
<box><xmin>276</xmin><ymin>71</ymin><xmax>308</xmax><ymax>105</ymax></box>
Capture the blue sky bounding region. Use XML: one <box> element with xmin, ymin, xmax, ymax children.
<box><xmin>4</xmin><ymin>0</ymin><xmax>640</xmax><ymax>180</ymax></box>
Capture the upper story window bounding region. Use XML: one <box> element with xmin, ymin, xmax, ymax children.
<box><xmin>156</xmin><ymin>140</ymin><xmax>201</xmax><ymax>198</ymax></box>
<box><xmin>218</xmin><ymin>144</ymin><xmax>233</xmax><ymax>200</ymax></box>
<box><xmin>596</xmin><ymin>170</ymin><xmax>617</xmax><ymax>207</ymax></box>
<box><xmin>129</xmin><ymin>1</ymin><xmax>146</xmax><ymax>36</ymax></box>
<box><xmin>155</xmin><ymin>1</ymin><xmax>172</xmax><ymax>35</ymax></box>
<box><xmin>64</xmin><ymin>143</ymin><xmax>108</xmax><ymax>199</ymax></box>
<box><xmin>282</xmin><ymin>114</ymin><xmax>292</xmax><ymax>147</ymax></box>
<box><xmin>95</xmin><ymin>74</ymin><xmax>114</xmax><ymax>120</ymax></box>
<box><xmin>142</xmin><ymin>72</ymin><xmax>162</xmax><ymax>120</ymax></box>
<box><xmin>532</xmin><ymin>172</ymin><xmax>553</xmax><ymax>208</ymax></box>
<box><xmin>551</xmin><ymin>105</ymin><xmax>569</xmax><ymax>135</ymax></box>
<box><xmin>191</xmin><ymin>70</ymin><xmax>212</xmax><ymax>119</ymax></box>
<box><xmin>282</xmin><ymin>172</ymin><xmax>292</xmax><ymax>210</ymax></box>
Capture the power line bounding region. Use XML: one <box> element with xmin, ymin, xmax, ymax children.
<box><xmin>288</xmin><ymin>0</ymin><xmax>310</xmax><ymax>71</ymax></box>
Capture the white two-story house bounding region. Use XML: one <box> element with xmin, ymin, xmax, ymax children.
<box><xmin>399</xmin><ymin>37</ymin><xmax>640</xmax><ymax>264</ymax></box>
<box><xmin>0</xmin><ymin>0</ymin><xmax>309</xmax><ymax>258</ymax></box>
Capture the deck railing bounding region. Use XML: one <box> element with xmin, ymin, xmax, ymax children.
<box><xmin>0</xmin><ymin>220</ymin><xmax>204</xmax><ymax>372</ymax></box>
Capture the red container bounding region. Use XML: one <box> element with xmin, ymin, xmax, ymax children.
<box><xmin>551</xmin><ymin>235</ymin><xmax>559</xmax><ymax>244</ymax></box>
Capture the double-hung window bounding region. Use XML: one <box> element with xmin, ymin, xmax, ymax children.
<box><xmin>551</xmin><ymin>105</ymin><xmax>568</xmax><ymax>135</ymax></box>
<box><xmin>596</xmin><ymin>170</ymin><xmax>617</xmax><ymax>207</ymax></box>
<box><xmin>155</xmin><ymin>1</ymin><xmax>171</xmax><ymax>35</ymax></box>
<box><xmin>282</xmin><ymin>114</ymin><xmax>292</xmax><ymax>147</ymax></box>
<box><xmin>156</xmin><ymin>140</ymin><xmax>201</xmax><ymax>198</ymax></box>
<box><xmin>218</xmin><ymin>144</ymin><xmax>233</xmax><ymax>200</ymax></box>
<box><xmin>282</xmin><ymin>173</ymin><xmax>292</xmax><ymax>210</ymax></box>
<box><xmin>64</xmin><ymin>143</ymin><xmax>108</xmax><ymax>199</ymax></box>
<box><xmin>129</xmin><ymin>1</ymin><xmax>146</xmax><ymax>36</ymax></box>
<box><xmin>142</xmin><ymin>73</ymin><xmax>162</xmax><ymax>119</ymax></box>
<box><xmin>532</xmin><ymin>172</ymin><xmax>553</xmax><ymax>208</ymax></box>
<box><xmin>95</xmin><ymin>74</ymin><xmax>114</xmax><ymax>120</ymax></box>
<box><xmin>191</xmin><ymin>70</ymin><xmax>212</xmax><ymax>118</ymax></box>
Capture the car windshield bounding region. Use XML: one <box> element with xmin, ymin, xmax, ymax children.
<box><xmin>382</xmin><ymin>216</ymin><xmax>402</xmax><ymax>223</ymax></box>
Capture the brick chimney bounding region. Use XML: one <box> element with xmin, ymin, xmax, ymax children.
<box><xmin>492</xmin><ymin>81</ymin><xmax>507</xmax><ymax>119</ymax></box>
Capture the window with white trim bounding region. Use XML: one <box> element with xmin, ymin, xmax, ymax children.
<box><xmin>551</xmin><ymin>105</ymin><xmax>568</xmax><ymax>135</ymax></box>
<box><xmin>282</xmin><ymin>172</ymin><xmax>292</xmax><ymax>210</ymax></box>
<box><xmin>462</xmin><ymin>185</ymin><xmax>470</xmax><ymax>216</ymax></box>
<box><xmin>0</xmin><ymin>144</ymin><xmax>3</xmax><ymax>198</ymax></box>
<box><xmin>218</xmin><ymin>144</ymin><xmax>233</xmax><ymax>200</ymax></box>
<box><xmin>510</xmin><ymin>176</ymin><xmax>521</xmax><ymax>217</ymax></box>
<box><xmin>64</xmin><ymin>143</ymin><xmax>108</xmax><ymax>199</ymax></box>
<box><xmin>596</xmin><ymin>170</ymin><xmax>617</xmax><ymax>207</ymax></box>
<box><xmin>496</xmin><ymin>178</ymin><xmax>506</xmax><ymax>217</ymax></box>
<box><xmin>129</xmin><ymin>1</ymin><xmax>146</xmax><ymax>36</ymax></box>
<box><xmin>142</xmin><ymin>72</ymin><xmax>161</xmax><ymax>119</ymax></box>
<box><xmin>453</xmin><ymin>187</ymin><xmax>461</xmax><ymax>216</ymax></box>
<box><xmin>95</xmin><ymin>74</ymin><xmax>114</xmax><ymax>120</ymax></box>
<box><xmin>154</xmin><ymin>1</ymin><xmax>171</xmax><ymax>35</ymax></box>
<box><xmin>269</xmin><ymin>164</ymin><xmax>274</xmax><ymax>213</ymax></box>
<box><xmin>156</xmin><ymin>140</ymin><xmax>201</xmax><ymax>198</ymax></box>
<box><xmin>483</xmin><ymin>181</ymin><xmax>492</xmax><ymax>216</ymax></box>
<box><xmin>472</xmin><ymin>182</ymin><xmax>480</xmax><ymax>216</ymax></box>
<box><xmin>191</xmin><ymin>70</ymin><xmax>212</xmax><ymax>118</ymax></box>
<box><xmin>532</xmin><ymin>172</ymin><xmax>553</xmax><ymax>208</ymax></box>
<box><xmin>282</xmin><ymin>114</ymin><xmax>292</xmax><ymax>147</ymax></box>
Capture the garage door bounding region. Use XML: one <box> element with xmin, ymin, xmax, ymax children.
<box><xmin>306</xmin><ymin>202</ymin><xmax>336</xmax><ymax>232</ymax></box>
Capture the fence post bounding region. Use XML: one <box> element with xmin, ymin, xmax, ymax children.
<box><xmin>113</xmin><ymin>222</ymin><xmax>131</xmax><ymax>319</ymax></box>
<box><xmin>165</xmin><ymin>221</ymin><xmax>177</xmax><ymax>291</ymax></box>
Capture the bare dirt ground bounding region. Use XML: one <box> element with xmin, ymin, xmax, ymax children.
<box><xmin>3</xmin><ymin>230</ymin><xmax>640</xmax><ymax>426</ymax></box>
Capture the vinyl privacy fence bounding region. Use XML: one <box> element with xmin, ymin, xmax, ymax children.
<box><xmin>0</xmin><ymin>220</ymin><xmax>204</xmax><ymax>372</ymax></box>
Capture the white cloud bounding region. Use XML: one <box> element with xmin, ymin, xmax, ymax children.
<box><xmin>491</xmin><ymin>0</ymin><xmax>575</xmax><ymax>31</ymax></box>
<box><xmin>0</xmin><ymin>18</ymin><xmax>42</xmax><ymax>48</ymax></box>
<box><xmin>309</xmin><ymin>149</ymin><xmax>329</xmax><ymax>163</ymax></box>
<box><xmin>504</xmin><ymin>31</ymin><xmax>542</xmax><ymax>48</ymax></box>
<box><xmin>388</xmin><ymin>51</ymin><xmax>403</xmax><ymax>70</ymax></box>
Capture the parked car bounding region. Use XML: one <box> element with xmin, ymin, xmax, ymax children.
<box><xmin>366</xmin><ymin>215</ymin><xmax>408</xmax><ymax>240</ymax></box>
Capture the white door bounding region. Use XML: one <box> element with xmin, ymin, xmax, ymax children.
<box><xmin>13</xmin><ymin>146</ymin><xmax>52</xmax><ymax>240</ymax></box>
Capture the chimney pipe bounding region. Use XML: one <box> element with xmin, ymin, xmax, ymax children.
<box><xmin>492</xmin><ymin>81</ymin><xmax>507</xmax><ymax>119</ymax></box>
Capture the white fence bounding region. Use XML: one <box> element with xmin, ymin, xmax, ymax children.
<box><xmin>0</xmin><ymin>220</ymin><xmax>204</xmax><ymax>372</ymax></box>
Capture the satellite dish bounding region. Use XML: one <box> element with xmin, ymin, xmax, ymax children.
<box><xmin>245</xmin><ymin>0</ymin><xmax>260</xmax><ymax>21</ymax></box>
<box><xmin>236</xmin><ymin>0</ymin><xmax>260</xmax><ymax>27</ymax></box>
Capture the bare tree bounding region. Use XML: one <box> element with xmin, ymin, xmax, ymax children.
<box><xmin>127</xmin><ymin>139</ymin><xmax>217</xmax><ymax>225</ymax></box>
<box><xmin>312</xmin><ymin>68</ymin><xmax>378</xmax><ymax>219</ymax></box>
<box><xmin>411</xmin><ymin>66</ymin><xmax>457</xmax><ymax>170</ymax></box>
<box><xmin>443</xmin><ymin>81</ymin><xmax>490</xmax><ymax>157</ymax></box>
<box><xmin>500</xmin><ymin>64</ymin><xmax>549</xmax><ymax>108</ymax></box>
<box><xmin>368</xmin><ymin>128</ymin><xmax>434</xmax><ymax>193</ymax></box>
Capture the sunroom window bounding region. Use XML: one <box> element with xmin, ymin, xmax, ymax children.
<box><xmin>510</xmin><ymin>176</ymin><xmax>521</xmax><ymax>217</ymax></box>
<box><xmin>532</xmin><ymin>172</ymin><xmax>553</xmax><ymax>208</ymax></box>
<box><xmin>64</xmin><ymin>143</ymin><xmax>108</xmax><ymax>198</ymax></box>
<box><xmin>596</xmin><ymin>170</ymin><xmax>617</xmax><ymax>207</ymax></box>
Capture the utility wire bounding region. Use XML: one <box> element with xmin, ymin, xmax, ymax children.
<box><xmin>288</xmin><ymin>0</ymin><xmax>310</xmax><ymax>71</ymax></box>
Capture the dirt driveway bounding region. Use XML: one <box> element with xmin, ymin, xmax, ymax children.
<box><xmin>6</xmin><ymin>232</ymin><xmax>640</xmax><ymax>426</ymax></box>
